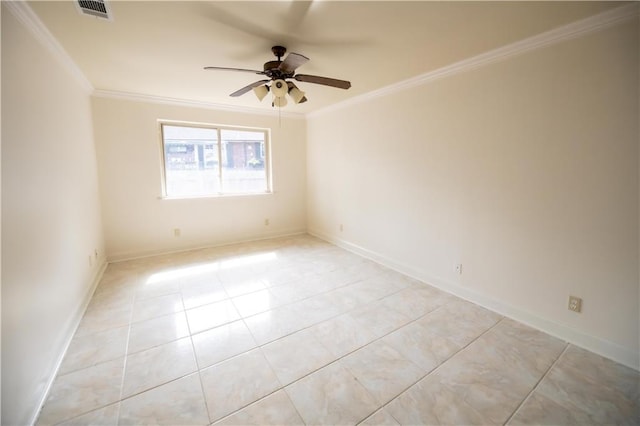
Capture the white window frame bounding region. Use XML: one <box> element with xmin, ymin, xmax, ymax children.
<box><xmin>159</xmin><ymin>120</ymin><xmax>272</xmax><ymax>199</ymax></box>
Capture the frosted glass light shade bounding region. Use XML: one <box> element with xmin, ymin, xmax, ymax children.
<box><xmin>273</xmin><ymin>96</ymin><xmax>288</xmax><ymax>107</ymax></box>
<box><xmin>288</xmin><ymin>86</ymin><xmax>306</xmax><ymax>104</ymax></box>
<box><xmin>271</xmin><ymin>79</ymin><xmax>288</xmax><ymax>98</ymax></box>
<box><xmin>253</xmin><ymin>85</ymin><xmax>269</xmax><ymax>101</ymax></box>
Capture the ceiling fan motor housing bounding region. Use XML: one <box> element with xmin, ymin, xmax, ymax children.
<box><xmin>264</xmin><ymin>61</ymin><xmax>282</xmax><ymax>72</ymax></box>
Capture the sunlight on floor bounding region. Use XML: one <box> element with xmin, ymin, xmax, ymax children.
<box><xmin>146</xmin><ymin>252</ymin><xmax>278</xmax><ymax>285</ymax></box>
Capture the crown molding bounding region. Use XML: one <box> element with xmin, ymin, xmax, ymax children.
<box><xmin>6</xmin><ymin>0</ymin><xmax>637</xmax><ymax>120</ymax></box>
<box><xmin>4</xmin><ymin>0</ymin><xmax>94</xmax><ymax>93</ymax></box>
<box><xmin>92</xmin><ymin>89</ymin><xmax>306</xmax><ymax>119</ymax></box>
<box><xmin>308</xmin><ymin>2</ymin><xmax>640</xmax><ymax>119</ymax></box>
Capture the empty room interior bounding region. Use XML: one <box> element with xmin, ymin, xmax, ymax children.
<box><xmin>2</xmin><ymin>1</ymin><xmax>639</xmax><ymax>425</ymax></box>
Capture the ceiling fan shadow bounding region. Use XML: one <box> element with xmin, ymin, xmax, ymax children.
<box><xmin>198</xmin><ymin>2</ymin><xmax>372</xmax><ymax>61</ymax></box>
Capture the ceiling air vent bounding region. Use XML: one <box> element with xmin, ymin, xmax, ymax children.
<box><xmin>77</xmin><ymin>0</ymin><xmax>111</xmax><ymax>20</ymax></box>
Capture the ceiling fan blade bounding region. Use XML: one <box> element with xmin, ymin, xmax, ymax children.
<box><xmin>198</xmin><ymin>3</ymin><xmax>288</xmax><ymax>46</ymax></box>
<box><xmin>230</xmin><ymin>80</ymin><xmax>270</xmax><ymax>97</ymax></box>
<box><xmin>278</xmin><ymin>52</ymin><xmax>309</xmax><ymax>74</ymax></box>
<box><xmin>204</xmin><ymin>66</ymin><xmax>265</xmax><ymax>74</ymax></box>
<box><xmin>294</xmin><ymin>74</ymin><xmax>351</xmax><ymax>89</ymax></box>
<box><xmin>285</xmin><ymin>1</ymin><xmax>313</xmax><ymax>32</ymax></box>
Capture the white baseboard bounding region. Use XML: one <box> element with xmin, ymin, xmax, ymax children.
<box><xmin>29</xmin><ymin>259</ymin><xmax>108</xmax><ymax>425</ymax></box>
<box><xmin>107</xmin><ymin>229</ymin><xmax>307</xmax><ymax>263</ymax></box>
<box><xmin>309</xmin><ymin>228</ymin><xmax>639</xmax><ymax>371</ymax></box>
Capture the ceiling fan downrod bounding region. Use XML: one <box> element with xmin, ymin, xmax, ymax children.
<box><xmin>271</xmin><ymin>45</ymin><xmax>287</xmax><ymax>61</ymax></box>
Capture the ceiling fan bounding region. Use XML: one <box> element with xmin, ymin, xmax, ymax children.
<box><xmin>204</xmin><ymin>46</ymin><xmax>351</xmax><ymax>107</ymax></box>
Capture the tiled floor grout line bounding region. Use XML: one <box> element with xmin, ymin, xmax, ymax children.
<box><xmin>56</xmin><ymin>291</ymin><xmax>140</xmax><ymax>426</ymax></box>
<box><xmin>74</xmin><ymin>271</ymin><xmax>405</xmax><ymax>364</ymax></box>
<box><xmin>108</xmin><ymin>268</ymin><xmax>226</xmax><ymax>407</ymax></box>
<box><xmin>224</xmin><ymin>287</ymin><xmax>304</xmax><ymax>425</ymax></box>
<box><xmin>202</xmin><ymin>267</ymin><xmax>326</xmax><ymax>424</ymax></box>
<box><xmin>52</xmin><ymin>275</ymin><xmax>186</xmax><ymax>421</ymax></box>
<box><xmin>206</xmin><ymin>387</ymin><xmax>294</xmax><ymax>425</ymax></box>
<box><xmin>190</xmin><ymin>279</ymin><xmax>444</xmax><ymax>425</ymax></box>
<box><xmin>54</xmin><ymin>286</ymin><xmax>211</xmax><ymax>424</ymax></box>
<box><xmin>44</xmin><ymin>250</ymin><xmax>437</xmax><ymax>425</ymax></box>
<box><xmin>111</xmin><ymin>290</ymin><xmax>139</xmax><ymax>426</ymax></box>
<box><xmin>48</xmin><ymin>296</ymin><xmax>136</xmax><ymax>425</ymax></box>
<box><xmin>198</xmin><ymin>253</ymin><xmax>344</xmax><ymax>424</ymax></box>
<box><xmin>203</xmin><ymin>294</ymin><xmax>479</xmax><ymax>425</ymax></box>
<box><xmin>40</xmin><ymin>237</ymin><xmax>640</xmax><ymax>425</ymax></box>
<box><xmin>212</xmin><ymin>274</ymin><xmax>399</xmax><ymax>346</ymax></box>
<box><xmin>103</xmin><ymin>253</ymin><xmax>367</xmax><ymax>327</ymax></box>
<box><xmin>250</xmin><ymin>282</ymin><xmax>427</xmax><ymax>359</ymax></box>
<box><xmin>229</xmin><ymin>274</ymin><xmax>430</xmax><ymax>360</ymax></box>
<box><xmin>502</xmin><ymin>342</ymin><xmax>571</xmax><ymax>425</ymax></box>
<box><xmin>178</xmin><ymin>281</ymin><xmax>216</xmax><ymax>425</ymax></box>
<box><xmin>365</xmin><ymin>316</ymin><xmax>508</xmax><ymax>425</ymax></box>
<box><xmin>280</xmin><ymin>389</ymin><xmax>308</xmax><ymax>426</ymax></box>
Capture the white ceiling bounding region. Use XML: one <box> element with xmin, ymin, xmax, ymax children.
<box><xmin>28</xmin><ymin>1</ymin><xmax>625</xmax><ymax>114</ymax></box>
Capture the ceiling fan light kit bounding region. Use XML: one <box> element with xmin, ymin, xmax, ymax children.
<box><xmin>252</xmin><ymin>84</ymin><xmax>269</xmax><ymax>101</ymax></box>
<box><xmin>204</xmin><ymin>46</ymin><xmax>351</xmax><ymax>108</ymax></box>
<box><xmin>271</xmin><ymin>79</ymin><xmax>289</xmax><ymax>97</ymax></box>
<box><xmin>273</xmin><ymin>96</ymin><xmax>288</xmax><ymax>108</ymax></box>
<box><xmin>288</xmin><ymin>84</ymin><xmax>306</xmax><ymax>104</ymax></box>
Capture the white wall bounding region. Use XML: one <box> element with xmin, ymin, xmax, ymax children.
<box><xmin>91</xmin><ymin>97</ymin><xmax>307</xmax><ymax>261</ymax></box>
<box><xmin>307</xmin><ymin>19</ymin><xmax>639</xmax><ymax>369</ymax></box>
<box><xmin>1</xmin><ymin>6</ymin><xmax>106</xmax><ymax>425</ymax></box>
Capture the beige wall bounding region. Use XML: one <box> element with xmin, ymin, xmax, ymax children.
<box><xmin>307</xmin><ymin>19</ymin><xmax>639</xmax><ymax>368</ymax></box>
<box><xmin>1</xmin><ymin>4</ymin><xmax>638</xmax><ymax>424</ymax></box>
<box><xmin>91</xmin><ymin>97</ymin><xmax>307</xmax><ymax>261</ymax></box>
<box><xmin>1</xmin><ymin>7</ymin><xmax>106</xmax><ymax>425</ymax></box>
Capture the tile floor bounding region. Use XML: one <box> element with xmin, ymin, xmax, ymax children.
<box><xmin>37</xmin><ymin>235</ymin><xmax>639</xmax><ymax>425</ymax></box>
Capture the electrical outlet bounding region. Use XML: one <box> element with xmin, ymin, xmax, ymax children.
<box><xmin>339</xmin><ymin>224</ymin><xmax>344</xmax><ymax>232</ymax></box>
<box><xmin>455</xmin><ymin>263</ymin><xmax>463</xmax><ymax>275</ymax></box>
<box><xmin>264</xmin><ymin>218</ymin><xmax>270</xmax><ymax>226</ymax></box>
<box><xmin>568</xmin><ymin>296</ymin><xmax>582</xmax><ymax>313</ymax></box>
<box><xmin>174</xmin><ymin>228</ymin><xmax>181</xmax><ymax>237</ymax></box>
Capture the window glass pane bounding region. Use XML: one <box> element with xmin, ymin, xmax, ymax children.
<box><xmin>220</xmin><ymin>129</ymin><xmax>267</xmax><ymax>193</ymax></box>
<box><xmin>163</xmin><ymin>125</ymin><xmax>219</xmax><ymax>197</ymax></box>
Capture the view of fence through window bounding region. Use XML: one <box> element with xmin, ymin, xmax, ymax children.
<box><xmin>161</xmin><ymin>124</ymin><xmax>269</xmax><ymax>197</ymax></box>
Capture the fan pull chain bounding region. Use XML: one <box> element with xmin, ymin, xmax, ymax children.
<box><xmin>271</xmin><ymin>93</ymin><xmax>282</xmax><ymax>128</ymax></box>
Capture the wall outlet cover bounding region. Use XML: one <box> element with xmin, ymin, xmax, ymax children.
<box><xmin>568</xmin><ymin>296</ymin><xmax>582</xmax><ymax>313</ymax></box>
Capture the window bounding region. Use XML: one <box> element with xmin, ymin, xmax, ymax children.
<box><xmin>160</xmin><ymin>122</ymin><xmax>270</xmax><ymax>198</ymax></box>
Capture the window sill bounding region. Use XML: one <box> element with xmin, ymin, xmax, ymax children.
<box><xmin>159</xmin><ymin>192</ymin><xmax>274</xmax><ymax>201</ymax></box>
